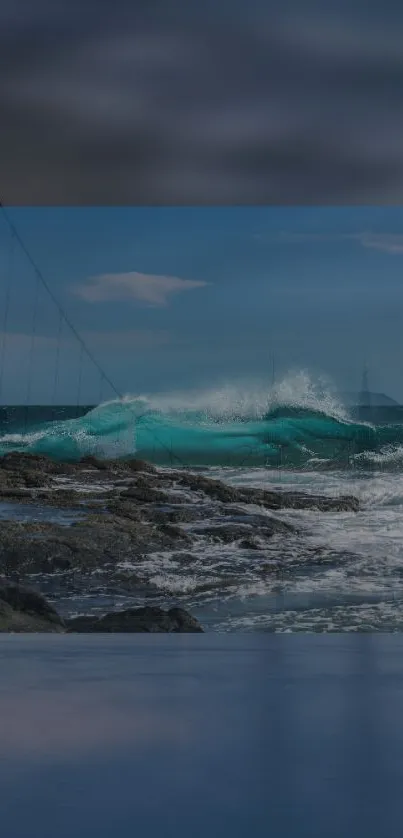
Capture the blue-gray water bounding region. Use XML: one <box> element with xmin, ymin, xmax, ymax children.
<box><xmin>1</xmin><ymin>635</ymin><xmax>403</xmax><ymax>837</ymax></box>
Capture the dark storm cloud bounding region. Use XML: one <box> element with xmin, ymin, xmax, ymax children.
<box><xmin>1</xmin><ymin>0</ymin><xmax>403</xmax><ymax>203</ymax></box>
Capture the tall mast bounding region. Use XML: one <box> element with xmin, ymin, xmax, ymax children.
<box><xmin>359</xmin><ymin>364</ymin><xmax>371</xmax><ymax>409</ymax></box>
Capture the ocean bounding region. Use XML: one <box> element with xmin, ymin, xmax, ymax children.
<box><xmin>2</xmin><ymin>373</ymin><xmax>403</xmax><ymax>632</ymax></box>
<box><xmin>2</xmin><ymin>634</ymin><xmax>403</xmax><ymax>837</ymax></box>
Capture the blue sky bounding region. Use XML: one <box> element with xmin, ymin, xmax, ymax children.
<box><xmin>1</xmin><ymin>206</ymin><xmax>403</xmax><ymax>403</ymax></box>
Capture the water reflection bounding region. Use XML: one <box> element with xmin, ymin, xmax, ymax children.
<box><xmin>1</xmin><ymin>635</ymin><xmax>403</xmax><ymax>837</ymax></box>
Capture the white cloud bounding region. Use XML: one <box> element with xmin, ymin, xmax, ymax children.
<box><xmin>73</xmin><ymin>271</ymin><xmax>208</xmax><ymax>306</ymax></box>
<box><xmin>357</xmin><ymin>232</ymin><xmax>403</xmax><ymax>254</ymax></box>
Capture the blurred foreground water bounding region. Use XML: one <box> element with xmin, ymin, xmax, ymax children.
<box><xmin>1</xmin><ymin>635</ymin><xmax>403</xmax><ymax>837</ymax></box>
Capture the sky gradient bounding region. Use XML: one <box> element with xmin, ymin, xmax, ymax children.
<box><xmin>1</xmin><ymin>206</ymin><xmax>403</xmax><ymax>404</ymax></box>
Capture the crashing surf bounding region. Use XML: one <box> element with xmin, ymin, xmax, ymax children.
<box><xmin>1</xmin><ymin>373</ymin><xmax>403</xmax><ymax>469</ymax></box>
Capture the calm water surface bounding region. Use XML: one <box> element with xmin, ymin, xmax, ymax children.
<box><xmin>1</xmin><ymin>635</ymin><xmax>403</xmax><ymax>837</ymax></box>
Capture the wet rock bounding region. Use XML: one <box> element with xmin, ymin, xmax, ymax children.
<box><xmin>0</xmin><ymin>453</ymin><xmax>157</xmax><ymax>491</ymax></box>
<box><xmin>0</xmin><ymin>505</ymin><xmax>192</xmax><ymax>580</ymax></box>
<box><xmin>177</xmin><ymin>472</ymin><xmax>238</xmax><ymax>503</ymax></box>
<box><xmin>77</xmin><ymin>456</ymin><xmax>157</xmax><ymax>475</ymax></box>
<box><xmin>120</xmin><ymin>458</ymin><xmax>157</xmax><ymax>474</ymax></box>
<box><xmin>0</xmin><ymin>453</ymin><xmax>359</xmax><ymax>607</ymax></box>
<box><xmin>254</xmin><ymin>488</ymin><xmax>359</xmax><ymax>512</ymax></box>
<box><xmin>120</xmin><ymin>485</ymin><xmax>168</xmax><ymax>503</ymax></box>
<box><xmin>67</xmin><ymin>605</ymin><xmax>203</xmax><ymax>633</ymax></box>
<box><xmin>0</xmin><ymin>580</ymin><xmax>203</xmax><ymax>633</ymax></box>
<box><xmin>107</xmin><ymin>500</ymin><xmax>143</xmax><ymax>522</ymax></box>
<box><xmin>0</xmin><ymin>521</ymin><xmax>99</xmax><ymax>576</ymax></box>
<box><xmin>0</xmin><ymin>452</ymin><xmax>359</xmax><ymax>513</ymax></box>
<box><xmin>0</xmin><ymin>452</ymin><xmax>73</xmax><ymax>476</ymax></box>
<box><xmin>21</xmin><ymin>471</ymin><xmax>49</xmax><ymax>488</ymax></box>
<box><xmin>148</xmin><ymin>506</ymin><xmax>207</xmax><ymax>525</ymax></box>
<box><xmin>0</xmin><ymin>582</ymin><xmax>65</xmax><ymax>632</ymax></box>
<box><xmin>78</xmin><ymin>455</ymin><xmax>109</xmax><ymax>470</ymax></box>
<box><xmin>158</xmin><ymin>523</ymin><xmax>192</xmax><ymax>542</ymax></box>
<box><xmin>0</xmin><ymin>487</ymin><xmax>35</xmax><ymax>499</ymax></box>
<box><xmin>239</xmin><ymin>537</ymin><xmax>261</xmax><ymax>550</ymax></box>
<box><xmin>173</xmin><ymin>470</ymin><xmax>359</xmax><ymax>512</ymax></box>
<box><xmin>190</xmin><ymin>520</ymin><xmax>288</xmax><ymax>543</ymax></box>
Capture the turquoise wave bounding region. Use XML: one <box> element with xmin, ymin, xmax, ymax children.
<box><xmin>1</xmin><ymin>397</ymin><xmax>403</xmax><ymax>469</ymax></box>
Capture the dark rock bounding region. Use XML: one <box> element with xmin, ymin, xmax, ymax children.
<box><xmin>107</xmin><ymin>500</ymin><xmax>143</xmax><ymax>522</ymax></box>
<box><xmin>0</xmin><ymin>522</ymin><xmax>77</xmax><ymax>575</ymax></box>
<box><xmin>21</xmin><ymin>471</ymin><xmax>49</xmax><ymax>488</ymax></box>
<box><xmin>120</xmin><ymin>485</ymin><xmax>168</xmax><ymax>503</ymax></box>
<box><xmin>173</xmin><ymin>470</ymin><xmax>359</xmax><ymax>512</ymax></box>
<box><xmin>0</xmin><ymin>453</ymin><xmax>359</xmax><ymax>608</ymax></box>
<box><xmin>239</xmin><ymin>537</ymin><xmax>261</xmax><ymax>550</ymax></box>
<box><xmin>0</xmin><ymin>582</ymin><xmax>65</xmax><ymax>632</ymax></box>
<box><xmin>0</xmin><ymin>487</ymin><xmax>35</xmax><ymax>499</ymax></box>
<box><xmin>253</xmin><ymin>488</ymin><xmax>359</xmax><ymax>512</ymax></box>
<box><xmin>67</xmin><ymin>605</ymin><xmax>203</xmax><ymax>633</ymax></box>
<box><xmin>152</xmin><ymin>506</ymin><xmax>206</xmax><ymax>524</ymax></box>
<box><xmin>0</xmin><ymin>452</ymin><xmax>359</xmax><ymax>513</ymax></box>
<box><xmin>191</xmin><ymin>519</ymin><xmax>292</xmax><ymax>543</ymax></box>
<box><xmin>0</xmin><ymin>514</ymin><xmax>151</xmax><ymax>575</ymax></box>
<box><xmin>0</xmin><ymin>581</ymin><xmax>203</xmax><ymax>634</ymax></box>
<box><xmin>78</xmin><ymin>455</ymin><xmax>109</xmax><ymax>470</ymax></box>
<box><xmin>158</xmin><ymin>523</ymin><xmax>192</xmax><ymax>542</ymax></box>
<box><xmin>0</xmin><ymin>452</ymin><xmax>73</xmax><ymax>475</ymax></box>
<box><xmin>122</xmin><ymin>459</ymin><xmax>157</xmax><ymax>474</ymax></box>
<box><xmin>177</xmin><ymin>472</ymin><xmax>238</xmax><ymax>503</ymax></box>
<box><xmin>0</xmin><ymin>501</ymin><xmax>191</xmax><ymax>581</ymax></box>
<box><xmin>91</xmin><ymin>458</ymin><xmax>157</xmax><ymax>475</ymax></box>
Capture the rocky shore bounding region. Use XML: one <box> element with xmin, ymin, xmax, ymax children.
<box><xmin>0</xmin><ymin>582</ymin><xmax>203</xmax><ymax>633</ymax></box>
<box><xmin>0</xmin><ymin>452</ymin><xmax>359</xmax><ymax>632</ymax></box>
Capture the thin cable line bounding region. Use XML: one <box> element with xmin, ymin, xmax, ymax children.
<box><xmin>52</xmin><ymin>310</ymin><xmax>63</xmax><ymax>408</ymax></box>
<box><xmin>25</xmin><ymin>271</ymin><xmax>40</xmax><ymax>412</ymax></box>
<box><xmin>76</xmin><ymin>342</ymin><xmax>84</xmax><ymax>414</ymax></box>
<box><xmin>0</xmin><ymin>201</ymin><xmax>189</xmax><ymax>467</ymax></box>
<box><xmin>0</xmin><ymin>200</ymin><xmax>122</xmax><ymax>401</ymax></box>
<box><xmin>98</xmin><ymin>372</ymin><xmax>105</xmax><ymax>407</ymax></box>
<box><xmin>0</xmin><ymin>230</ymin><xmax>14</xmax><ymax>403</ymax></box>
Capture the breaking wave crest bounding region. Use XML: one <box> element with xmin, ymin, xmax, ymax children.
<box><xmin>1</xmin><ymin>373</ymin><xmax>403</xmax><ymax>469</ymax></box>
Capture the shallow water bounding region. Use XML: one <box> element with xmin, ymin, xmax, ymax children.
<box><xmin>1</xmin><ymin>634</ymin><xmax>403</xmax><ymax>837</ymax></box>
<box><xmin>60</xmin><ymin>465</ymin><xmax>403</xmax><ymax>633</ymax></box>
<box><xmin>0</xmin><ymin>500</ymin><xmax>84</xmax><ymax>525</ymax></box>
<box><xmin>200</xmin><ymin>466</ymin><xmax>403</xmax><ymax>631</ymax></box>
<box><xmin>3</xmin><ymin>381</ymin><xmax>403</xmax><ymax>631</ymax></box>
<box><xmin>10</xmin><ymin>464</ymin><xmax>403</xmax><ymax>633</ymax></box>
